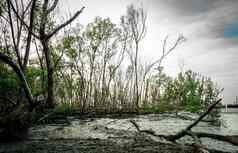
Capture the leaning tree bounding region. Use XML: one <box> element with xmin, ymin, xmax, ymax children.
<box><xmin>0</xmin><ymin>0</ymin><xmax>84</xmax><ymax>141</ymax></box>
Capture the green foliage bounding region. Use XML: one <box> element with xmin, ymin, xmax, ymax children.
<box><xmin>53</xmin><ymin>102</ymin><xmax>78</xmax><ymax>114</ymax></box>
<box><xmin>62</xmin><ymin>36</ymin><xmax>78</xmax><ymax>59</ymax></box>
<box><xmin>26</xmin><ymin>66</ymin><xmax>47</xmax><ymax>97</ymax></box>
<box><xmin>0</xmin><ymin>64</ymin><xmax>46</xmax><ymax>97</ymax></box>
<box><xmin>0</xmin><ymin>64</ymin><xmax>19</xmax><ymax>94</ymax></box>
<box><xmin>141</xmin><ymin>70</ymin><xmax>221</xmax><ymax>114</ymax></box>
<box><xmin>141</xmin><ymin>102</ymin><xmax>176</xmax><ymax>113</ymax></box>
<box><xmin>85</xmin><ymin>17</ymin><xmax>117</xmax><ymax>41</ymax></box>
<box><xmin>161</xmin><ymin>70</ymin><xmax>221</xmax><ymax>113</ymax></box>
<box><xmin>84</xmin><ymin>17</ymin><xmax>118</xmax><ymax>50</ymax></box>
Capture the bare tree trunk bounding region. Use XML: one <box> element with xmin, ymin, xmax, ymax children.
<box><xmin>143</xmin><ymin>79</ymin><xmax>149</xmax><ymax>106</ymax></box>
<box><xmin>38</xmin><ymin>0</ymin><xmax>84</xmax><ymax>107</ymax></box>
<box><xmin>0</xmin><ymin>52</ymin><xmax>35</xmax><ymax>141</ymax></box>
<box><xmin>101</xmin><ymin>54</ymin><xmax>107</xmax><ymax>106</ymax></box>
<box><xmin>122</xmin><ymin>5</ymin><xmax>147</xmax><ymax>112</ymax></box>
<box><xmin>42</xmin><ymin>39</ymin><xmax>54</xmax><ymax>107</ymax></box>
<box><xmin>38</xmin><ymin>0</ymin><xmax>54</xmax><ymax>107</ymax></box>
<box><xmin>0</xmin><ymin>52</ymin><xmax>34</xmax><ymax>106</ymax></box>
<box><xmin>23</xmin><ymin>0</ymin><xmax>37</xmax><ymax>71</ymax></box>
<box><xmin>134</xmin><ymin>41</ymin><xmax>139</xmax><ymax>111</ymax></box>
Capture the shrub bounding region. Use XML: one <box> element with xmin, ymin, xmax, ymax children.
<box><xmin>53</xmin><ymin>102</ymin><xmax>78</xmax><ymax>114</ymax></box>
<box><xmin>161</xmin><ymin>70</ymin><xmax>222</xmax><ymax>113</ymax></box>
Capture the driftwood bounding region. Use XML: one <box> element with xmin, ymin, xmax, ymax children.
<box><xmin>130</xmin><ymin>98</ymin><xmax>238</xmax><ymax>152</ymax></box>
<box><xmin>186</xmin><ymin>131</ymin><xmax>209</xmax><ymax>153</ymax></box>
<box><xmin>168</xmin><ymin>98</ymin><xmax>223</xmax><ymax>141</ymax></box>
<box><xmin>191</xmin><ymin>132</ymin><xmax>238</xmax><ymax>146</ymax></box>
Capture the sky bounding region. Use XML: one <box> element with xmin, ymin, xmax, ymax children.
<box><xmin>59</xmin><ymin>0</ymin><xmax>238</xmax><ymax>104</ymax></box>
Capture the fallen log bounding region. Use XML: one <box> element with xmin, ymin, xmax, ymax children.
<box><xmin>186</xmin><ymin>131</ymin><xmax>209</xmax><ymax>153</ymax></box>
<box><xmin>130</xmin><ymin>98</ymin><xmax>238</xmax><ymax>148</ymax></box>
<box><xmin>168</xmin><ymin>98</ymin><xmax>222</xmax><ymax>141</ymax></box>
<box><xmin>192</xmin><ymin>132</ymin><xmax>238</xmax><ymax>146</ymax></box>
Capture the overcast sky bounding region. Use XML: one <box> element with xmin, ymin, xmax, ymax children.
<box><xmin>60</xmin><ymin>0</ymin><xmax>238</xmax><ymax>104</ymax></box>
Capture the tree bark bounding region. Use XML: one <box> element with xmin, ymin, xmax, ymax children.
<box><xmin>134</xmin><ymin>41</ymin><xmax>139</xmax><ymax>112</ymax></box>
<box><xmin>0</xmin><ymin>52</ymin><xmax>34</xmax><ymax>106</ymax></box>
<box><xmin>23</xmin><ymin>0</ymin><xmax>37</xmax><ymax>71</ymax></box>
<box><xmin>41</xmin><ymin>39</ymin><xmax>54</xmax><ymax>107</ymax></box>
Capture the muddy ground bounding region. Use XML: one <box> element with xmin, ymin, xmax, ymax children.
<box><xmin>0</xmin><ymin>137</ymin><xmax>229</xmax><ymax>153</ymax></box>
<box><xmin>0</xmin><ymin>113</ymin><xmax>237</xmax><ymax>153</ymax></box>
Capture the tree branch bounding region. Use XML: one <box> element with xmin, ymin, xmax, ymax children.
<box><xmin>6</xmin><ymin>0</ymin><xmax>24</xmax><ymax>70</ymax></box>
<box><xmin>47</xmin><ymin>0</ymin><xmax>59</xmax><ymax>14</ymax></box>
<box><xmin>23</xmin><ymin>0</ymin><xmax>38</xmax><ymax>70</ymax></box>
<box><xmin>193</xmin><ymin>132</ymin><xmax>238</xmax><ymax>146</ymax></box>
<box><xmin>129</xmin><ymin>98</ymin><xmax>238</xmax><ymax>147</ymax></box>
<box><xmin>186</xmin><ymin>98</ymin><xmax>222</xmax><ymax>131</ymax></box>
<box><xmin>47</xmin><ymin>7</ymin><xmax>85</xmax><ymax>39</ymax></box>
<box><xmin>168</xmin><ymin>98</ymin><xmax>222</xmax><ymax>141</ymax></box>
<box><xmin>6</xmin><ymin>0</ymin><xmax>40</xmax><ymax>39</ymax></box>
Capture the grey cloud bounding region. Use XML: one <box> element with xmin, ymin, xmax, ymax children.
<box><xmin>149</xmin><ymin>0</ymin><xmax>238</xmax><ymax>103</ymax></box>
<box><xmin>157</xmin><ymin>0</ymin><xmax>238</xmax><ymax>17</ymax></box>
<box><xmin>150</xmin><ymin>0</ymin><xmax>238</xmax><ymax>39</ymax></box>
<box><xmin>162</xmin><ymin>0</ymin><xmax>217</xmax><ymax>16</ymax></box>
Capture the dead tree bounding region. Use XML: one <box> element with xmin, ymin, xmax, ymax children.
<box><xmin>140</xmin><ymin>35</ymin><xmax>185</xmax><ymax>103</ymax></box>
<box><xmin>122</xmin><ymin>5</ymin><xmax>147</xmax><ymax>111</ymax></box>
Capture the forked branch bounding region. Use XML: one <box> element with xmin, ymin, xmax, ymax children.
<box><xmin>47</xmin><ymin>7</ymin><xmax>85</xmax><ymax>39</ymax></box>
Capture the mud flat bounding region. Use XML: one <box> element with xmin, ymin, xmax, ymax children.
<box><xmin>0</xmin><ymin>113</ymin><xmax>238</xmax><ymax>153</ymax></box>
